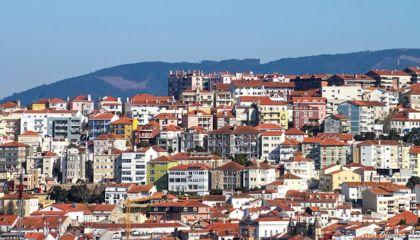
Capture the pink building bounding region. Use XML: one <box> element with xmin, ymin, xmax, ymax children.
<box><xmin>292</xmin><ymin>97</ymin><xmax>327</xmax><ymax>129</ymax></box>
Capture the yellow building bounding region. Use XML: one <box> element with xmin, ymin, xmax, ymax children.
<box><xmin>147</xmin><ymin>155</ymin><xmax>179</xmax><ymax>190</ymax></box>
<box><xmin>258</xmin><ymin>99</ymin><xmax>289</xmax><ymax>129</ymax></box>
<box><xmin>31</xmin><ymin>99</ymin><xmax>49</xmax><ymax>110</ymax></box>
<box><xmin>110</xmin><ymin>116</ymin><xmax>138</xmax><ymax>139</ymax></box>
<box><xmin>320</xmin><ymin>165</ymin><xmax>361</xmax><ymax>191</ymax></box>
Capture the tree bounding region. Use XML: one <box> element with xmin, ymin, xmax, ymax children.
<box><xmin>88</xmin><ymin>189</ymin><xmax>105</xmax><ymax>203</ymax></box>
<box><xmin>67</xmin><ymin>184</ymin><xmax>89</xmax><ymax>202</ymax></box>
<box><xmin>406</xmin><ymin>176</ymin><xmax>420</xmax><ymax>189</ymax></box>
<box><xmin>50</xmin><ymin>186</ymin><xmax>67</xmax><ymax>203</ymax></box>
<box><xmin>379</xmin><ymin>129</ymin><xmax>401</xmax><ymax>141</ymax></box>
<box><xmin>137</xmin><ymin>141</ymin><xmax>150</xmax><ymax>148</ymax></box>
<box><xmin>231</xmin><ymin>154</ymin><xmax>252</xmax><ymax>167</ymax></box>
<box><xmin>307</xmin><ymin>178</ymin><xmax>320</xmax><ymax>190</ymax></box>
<box><xmin>302</xmin><ymin>125</ymin><xmax>323</xmax><ymax>137</ymax></box>
<box><xmin>354</xmin><ymin>132</ymin><xmax>376</xmax><ymax>141</ymax></box>
<box><xmin>403</xmin><ymin>128</ymin><xmax>420</xmax><ymax>145</ymax></box>
<box><xmin>209</xmin><ymin>189</ymin><xmax>223</xmax><ymax>195</ymax></box>
<box><xmin>193</xmin><ymin>145</ymin><xmax>207</xmax><ymax>152</ymax></box>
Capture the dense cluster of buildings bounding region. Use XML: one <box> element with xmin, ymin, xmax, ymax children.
<box><xmin>0</xmin><ymin>67</ymin><xmax>420</xmax><ymax>239</ymax></box>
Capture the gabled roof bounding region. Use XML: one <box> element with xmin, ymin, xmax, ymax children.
<box><xmin>127</xmin><ymin>184</ymin><xmax>154</xmax><ymax>193</ymax></box>
<box><xmin>96</xmin><ymin>133</ymin><xmax>125</xmax><ymax>140</ymax></box>
<box><xmin>20</xmin><ymin>130</ymin><xmax>40</xmax><ymax>136</ymax></box>
<box><xmin>386</xmin><ymin>211</ymin><xmax>418</xmax><ymax>226</ymax></box>
<box><xmin>111</xmin><ymin>116</ymin><xmax>132</xmax><ymax>125</ymax></box>
<box><xmin>214</xmin><ymin>161</ymin><xmax>245</xmax><ymax>171</ymax></box>
<box><xmin>357</xmin><ymin>140</ymin><xmax>400</xmax><ymax>146</ymax></box>
<box><xmin>89</xmin><ymin>112</ymin><xmax>117</xmax><ymax>120</ymax></box>
<box><xmin>285</xmin><ymin>128</ymin><xmax>306</xmax><ymax>135</ymax></box>
<box><xmin>0</xmin><ymin>215</ymin><xmax>18</xmax><ymax>226</ymax></box>
<box><xmin>169</xmin><ymin>164</ymin><xmax>209</xmax><ymax>171</ymax></box>
<box><xmin>246</xmin><ymin>161</ymin><xmax>275</xmax><ymax>170</ymax></box>
<box><xmin>346</xmin><ymin>100</ymin><xmax>385</xmax><ymax>107</ymax></box>
<box><xmin>149</xmin><ymin>155</ymin><xmax>177</xmax><ymax>163</ymax></box>
<box><xmin>279</xmin><ymin>173</ymin><xmax>302</xmax><ymax>180</ymax></box>
<box><xmin>255</xmin><ymin>122</ymin><xmax>282</xmax><ymax>131</ymax></box>
<box><xmin>368</xmin><ymin>69</ymin><xmax>410</xmax><ymax>76</ymax></box>
<box><xmin>0</xmin><ymin>141</ymin><xmax>28</xmax><ymax>147</ymax></box>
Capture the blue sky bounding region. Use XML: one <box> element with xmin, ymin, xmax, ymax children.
<box><xmin>0</xmin><ymin>0</ymin><xmax>419</xmax><ymax>98</ymax></box>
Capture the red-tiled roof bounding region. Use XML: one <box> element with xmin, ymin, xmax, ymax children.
<box><xmin>261</xmin><ymin>131</ymin><xmax>283</xmax><ymax>137</ymax></box>
<box><xmin>169</xmin><ymin>164</ymin><xmax>209</xmax><ymax>171</ymax></box>
<box><xmin>96</xmin><ymin>133</ymin><xmax>125</xmax><ymax>140</ymax></box>
<box><xmin>89</xmin><ymin>112</ymin><xmax>117</xmax><ymax>120</ymax></box>
<box><xmin>386</xmin><ymin>211</ymin><xmax>418</xmax><ymax>226</ymax></box>
<box><xmin>0</xmin><ymin>215</ymin><xmax>18</xmax><ymax>226</ymax></box>
<box><xmin>347</xmin><ymin>100</ymin><xmax>385</xmax><ymax>107</ymax></box>
<box><xmin>357</xmin><ymin>140</ymin><xmax>400</xmax><ymax>146</ymax></box>
<box><xmin>285</xmin><ymin>128</ymin><xmax>306</xmax><ymax>135</ymax></box>
<box><xmin>256</xmin><ymin>123</ymin><xmax>282</xmax><ymax>131</ymax></box>
<box><xmin>20</xmin><ymin>130</ymin><xmax>40</xmax><ymax>136</ymax></box>
<box><xmin>368</xmin><ymin>69</ymin><xmax>410</xmax><ymax>76</ymax></box>
<box><xmin>127</xmin><ymin>184</ymin><xmax>154</xmax><ymax>193</ymax></box>
<box><xmin>111</xmin><ymin>116</ymin><xmax>132</xmax><ymax>125</ymax></box>
<box><xmin>214</xmin><ymin>161</ymin><xmax>245</xmax><ymax>171</ymax></box>
<box><xmin>0</xmin><ymin>141</ymin><xmax>28</xmax><ymax>147</ymax></box>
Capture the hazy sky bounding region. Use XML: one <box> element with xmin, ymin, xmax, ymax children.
<box><xmin>0</xmin><ymin>0</ymin><xmax>419</xmax><ymax>98</ymax></box>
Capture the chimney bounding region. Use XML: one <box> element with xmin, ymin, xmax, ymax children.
<box><xmin>87</xmin><ymin>94</ymin><xmax>92</xmax><ymax>101</ymax></box>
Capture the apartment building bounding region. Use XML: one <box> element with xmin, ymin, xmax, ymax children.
<box><xmin>88</xmin><ymin>112</ymin><xmax>119</xmax><ymax>139</ymax></box>
<box><xmin>124</xmin><ymin>94</ymin><xmax>176</xmax><ymax>125</ymax></box>
<box><xmin>210</xmin><ymin>161</ymin><xmax>245</xmax><ymax>191</ymax></box>
<box><xmin>116</xmin><ymin>146</ymin><xmax>165</xmax><ymax>184</ymax></box>
<box><xmin>282</xmin><ymin>152</ymin><xmax>316</xmax><ymax>181</ymax></box>
<box><xmin>180</xmin><ymin>126</ymin><xmax>208</xmax><ymax>152</ymax></box>
<box><xmin>0</xmin><ymin>141</ymin><xmax>30</xmax><ymax>173</ymax></box>
<box><xmin>98</xmin><ymin>96</ymin><xmax>123</xmax><ymax>113</ymax></box>
<box><xmin>327</xmin><ymin>74</ymin><xmax>376</xmax><ymax>87</ymax></box>
<box><xmin>337</xmin><ymin>100</ymin><xmax>388</xmax><ymax>134</ymax></box>
<box><xmin>362</xmin><ymin>185</ymin><xmax>415</xmax><ymax>219</ymax></box>
<box><xmin>321</xmin><ymin>85</ymin><xmax>363</xmax><ymax>114</ymax></box>
<box><xmin>292</xmin><ymin>97</ymin><xmax>327</xmax><ymax>129</ymax></box>
<box><xmin>366</xmin><ymin>69</ymin><xmax>411</xmax><ymax>89</ymax></box>
<box><xmin>147</xmin><ymin>155</ymin><xmax>179</xmax><ymax>190</ymax></box>
<box><xmin>260</xmin><ymin>131</ymin><xmax>285</xmax><ymax>164</ymax></box>
<box><xmin>168</xmin><ymin>164</ymin><xmax>210</xmax><ymax>195</ymax></box>
<box><xmin>62</xmin><ymin>147</ymin><xmax>86</xmax><ymax>183</ymax></box>
<box><xmin>182</xmin><ymin>110</ymin><xmax>213</xmax><ymax>132</ymax></box>
<box><xmin>243</xmin><ymin>162</ymin><xmax>276</xmax><ymax>190</ymax></box>
<box><xmin>168</xmin><ymin>70</ymin><xmax>208</xmax><ymax>99</ymax></box>
<box><xmin>355</xmin><ymin>140</ymin><xmax>402</xmax><ymax>170</ymax></box>
<box><xmin>208</xmin><ymin>125</ymin><xmax>261</xmax><ymax>159</ymax></box>
<box><xmin>69</xmin><ymin>95</ymin><xmax>94</xmax><ymax>115</ymax></box>
<box><xmin>363</xmin><ymin>88</ymin><xmax>399</xmax><ymax>107</ymax></box>
<box><xmin>180</xmin><ymin>89</ymin><xmax>214</xmax><ymax>108</ymax></box>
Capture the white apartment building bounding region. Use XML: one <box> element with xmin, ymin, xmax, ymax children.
<box><xmin>168</xmin><ymin>164</ymin><xmax>210</xmax><ymax>195</ymax></box>
<box><xmin>260</xmin><ymin>131</ymin><xmax>285</xmax><ymax>164</ymax></box>
<box><xmin>337</xmin><ymin>100</ymin><xmax>389</xmax><ymax>134</ymax></box>
<box><xmin>243</xmin><ymin>162</ymin><xmax>276</xmax><ymax>190</ymax></box>
<box><xmin>356</xmin><ymin>140</ymin><xmax>402</xmax><ymax>169</ymax></box>
<box><xmin>362</xmin><ymin>186</ymin><xmax>415</xmax><ymax>219</ymax></box>
<box><xmin>62</xmin><ymin>147</ymin><xmax>86</xmax><ymax>183</ymax></box>
<box><xmin>389</xmin><ymin>109</ymin><xmax>420</xmax><ymax>134</ymax></box>
<box><xmin>256</xmin><ymin>217</ymin><xmax>289</xmax><ymax>240</ymax></box>
<box><xmin>363</xmin><ymin>88</ymin><xmax>399</xmax><ymax>107</ymax></box>
<box><xmin>104</xmin><ymin>183</ymin><xmax>156</xmax><ymax>205</ymax></box>
<box><xmin>118</xmin><ymin>147</ymin><xmax>163</xmax><ymax>184</ymax></box>
<box><xmin>14</xmin><ymin>109</ymin><xmax>81</xmax><ymax>136</ymax></box>
<box><xmin>321</xmin><ymin>85</ymin><xmax>363</xmax><ymax>114</ymax></box>
<box><xmin>282</xmin><ymin>152</ymin><xmax>316</xmax><ymax>181</ymax></box>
